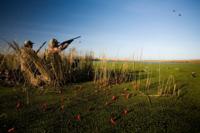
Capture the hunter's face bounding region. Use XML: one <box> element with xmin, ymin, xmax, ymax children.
<box><xmin>29</xmin><ymin>44</ymin><xmax>33</xmax><ymax>48</ymax></box>
<box><xmin>53</xmin><ymin>42</ymin><xmax>58</xmax><ymax>47</ymax></box>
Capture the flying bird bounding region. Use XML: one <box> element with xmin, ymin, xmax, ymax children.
<box><xmin>172</xmin><ymin>9</ymin><xmax>182</xmax><ymax>17</ymax></box>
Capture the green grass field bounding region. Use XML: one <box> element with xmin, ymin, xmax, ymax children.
<box><xmin>0</xmin><ymin>62</ymin><xmax>200</xmax><ymax>133</ymax></box>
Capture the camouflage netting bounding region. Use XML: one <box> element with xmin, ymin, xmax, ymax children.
<box><xmin>0</xmin><ymin>41</ymin><xmax>94</xmax><ymax>87</ymax></box>
<box><xmin>1</xmin><ymin>41</ymin><xmax>53</xmax><ymax>86</ymax></box>
<box><xmin>20</xmin><ymin>47</ymin><xmax>53</xmax><ymax>86</ymax></box>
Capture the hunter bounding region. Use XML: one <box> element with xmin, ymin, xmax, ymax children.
<box><xmin>46</xmin><ymin>38</ymin><xmax>71</xmax><ymax>86</ymax></box>
<box><xmin>20</xmin><ymin>40</ymin><xmax>52</xmax><ymax>86</ymax></box>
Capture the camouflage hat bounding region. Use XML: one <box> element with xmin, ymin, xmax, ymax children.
<box><xmin>48</xmin><ymin>38</ymin><xmax>59</xmax><ymax>48</ymax></box>
<box><xmin>24</xmin><ymin>40</ymin><xmax>34</xmax><ymax>47</ymax></box>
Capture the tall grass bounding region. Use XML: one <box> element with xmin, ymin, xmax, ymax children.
<box><xmin>157</xmin><ymin>75</ymin><xmax>179</xmax><ymax>96</ymax></box>
<box><xmin>93</xmin><ymin>59</ymin><xmax>145</xmax><ymax>88</ymax></box>
<box><xmin>0</xmin><ymin>41</ymin><xmax>182</xmax><ymax>97</ymax></box>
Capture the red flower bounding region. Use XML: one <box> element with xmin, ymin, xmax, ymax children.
<box><xmin>16</xmin><ymin>101</ymin><xmax>21</xmax><ymax>110</ymax></box>
<box><xmin>122</xmin><ymin>109</ymin><xmax>128</xmax><ymax>115</ymax></box>
<box><xmin>8</xmin><ymin>127</ymin><xmax>15</xmax><ymax>133</ymax></box>
<box><xmin>75</xmin><ymin>114</ymin><xmax>81</xmax><ymax>121</ymax></box>
<box><xmin>110</xmin><ymin>117</ymin><xmax>116</xmax><ymax>125</ymax></box>
<box><xmin>112</xmin><ymin>96</ymin><xmax>117</xmax><ymax>101</ymax></box>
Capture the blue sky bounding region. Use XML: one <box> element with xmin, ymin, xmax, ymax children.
<box><xmin>0</xmin><ymin>0</ymin><xmax>200</xmax><ymax>59</ymax></box>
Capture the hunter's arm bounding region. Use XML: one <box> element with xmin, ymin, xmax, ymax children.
<box><xmin>59</xmin><ymin>43</ymin><xmax>71</xmax><ymax>51</ymax></box>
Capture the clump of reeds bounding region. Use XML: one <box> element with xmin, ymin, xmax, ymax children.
<box><xmin>157</xmin><ymin>75</ymin><xmax>179</xmax><ymax>96</ymax></box>
<box><xmin>93</xmin><ymin>58</ymin><xmax>145</xmax><ymax>88</ymax></box>
<box><xmin>61</xmin><ymin>49</ymin><xmax>94</xmax><ymax>83</ymax></box>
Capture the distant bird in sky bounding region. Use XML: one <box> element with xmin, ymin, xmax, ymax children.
<box><xmin>172</xmin><ymin>9</ymin><xmax>182</xmax><ymax>17</ymax></box>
